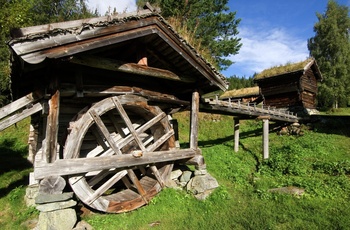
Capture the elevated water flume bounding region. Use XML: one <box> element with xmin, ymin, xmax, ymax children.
<box><xmin>200</xmin><ymin>96</ymin><xmax>300</xmax><ymax>159</ymax></box>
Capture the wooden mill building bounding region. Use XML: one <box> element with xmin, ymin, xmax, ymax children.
<box><xmin>5</xmin><ymin>4</ymin><xmax>228</xmax><ymax>213</ymax></box>
<box><xmin>2</xmin><ymin>3</ymin><xmax>302</xmax><ymax>215</ymax></box>
<box><xmin>253</xmin><ymin>58</ymin><xmax>322</xmax><ymax>112</ymax></box>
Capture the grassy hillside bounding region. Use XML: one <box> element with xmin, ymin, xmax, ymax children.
<box><xmin>0</xmin><ymin>112</ymin><xmax>349</xmax><ymax>229</ymax></box>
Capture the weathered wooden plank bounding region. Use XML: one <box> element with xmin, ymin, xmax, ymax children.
<box><xmin>127</xmin><ymin>169</ymin><xmax>147</xmax><ymax>202</ymax></box>
<box><xmin>34</xmin><ymin>148</ymin><xmax>196</xmax><ymax>179</ymax></box>
<box><xmin>146</xmin><ymin>129</ymin><xmax>174</xmax><ymax>152</ymax></box>
<box><xmin>190</xmin><ymin>91</ymin><xmax>199</xmax><ymax>149</ymax></box>
<box><xmin>112</xmin><ymin>97</ymin><xmax>147</xmax><ymax>152</ymax></box>
<box><xmin>11</xmin><ymin>9</ymin><xmax>154</xmax><ymax>38</ymax></box>
<box><xmin>150</xmin><ymin>165</ymin><xmax>165</xmax><ymax>188</ymax></box>
<box><xmin>85</xmin><ymin>112</ymin><xmax>166</xmax><ymax>159</ymax></box>
<box><xmin>107</xmin><ymin>111</ymin><xmax>126</xmax><ymax>138</ymax></box>
<box><xmin>43</xmin><ymin>90</ymin><xmax>60</xmax><ymax>163</ymax></box>
<box><xmin>91</xmin><ymin>126</ymin><xmax>109</xmax><ymax>150</ymax></box>
<box><xmin>0</xmin><ymin>91</ymin><xmax>43</xmax><ymax>120</ymax></box>
<box><xmin>86</xmin><ymin>170</ymin><xmax>128</xmax><ymax>205</ymax></box>
<box><xmin>0</xmin><ymin>102</ymin><xmax>42</xmax><ymax>132</ymax></box>
<box><xmin>89</xmin><ymin>109</ymin><xmax>122</xmax><ymax>155</ymax></box>
<box><xmin>70</xmin><ymin>55</ymin><xmax>195</xmax><ymax>83</ymax></box>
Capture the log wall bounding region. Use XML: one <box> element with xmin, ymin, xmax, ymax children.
<box><xmin>258</xmin><ymin>69</ymin><xmax>319</xmax><ymax>109</ymax></box>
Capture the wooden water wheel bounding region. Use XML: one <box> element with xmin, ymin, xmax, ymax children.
<box><xmin>63</xmin><ymin>95</ymin><xmax>176</xmax><ymax>213</ymax></box>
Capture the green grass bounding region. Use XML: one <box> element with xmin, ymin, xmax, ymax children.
<box><xmin>1</xmin><ymin>111</ymin><xmax>350</xmax><ymax>229</ymax></box>
<box><xmin>0</xmin><ymin>118</ymin><xmax>39</xmax><ymax>230</ymax></box>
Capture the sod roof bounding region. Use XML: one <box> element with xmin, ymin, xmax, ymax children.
<box><xmin>254</xmin><ymin>58</ymin><xmax>322</xmax><ymax>81</ymax></box>
<box><xmin>220</xmin><ymin>86</ymin><xmax>260</xmax><ymax>99</ymax></box>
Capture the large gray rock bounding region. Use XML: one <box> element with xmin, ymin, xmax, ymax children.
<box><xmin>35</xmin><ymin>192</ymin><xmax>74</xmax><ymax>204</ymax></box>
<box><xmin>36</xmin><ymin>208</ymin><xmax>77</xmax><ymax>230</ymax></box>
<box><xmin>36</xmin><ymin>200</ymin><xmax>77</xmax><ymax>212</ymax></box>
<box><xmin>179</xmin><ymin>171</ymin><xmax>192</xmax><ymax>183</ymax></box>
<box><xmin>25</xmin><ymin>184</ymin><xmax>39</xmax><ymax>207</ymax></box>
<box><xmin>186</xmin><ymin>173</ymin><xmax>219</xmax><ymax>200</ymax></box>
<box><xmin>73</xmin><ymin>220</ymin><xmax>93</xmax><ymax>230</ymax></box>
<box><xmin>170</xmin><ymin>169</ymin><xmax>182</xmax><ymax>180</ymax></box>
<box><xmin>39</xmin><ymin>176</ymin><xmax>66</xmax><ymax>194</ymax></box>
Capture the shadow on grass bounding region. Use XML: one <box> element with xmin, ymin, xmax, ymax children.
<box><xmin>0</xmin><ymin>138</ymin><xmax>31</xmax><ymax>198</ymax></box>
<box><xmin>181</xmin><ymin>122</ymin><xmax>285</xmax><ymax>149</ymax></box>
<box><xmin>310</xmin><ymin>115</ymin><xmax>350</xmax><ymax>137</ymax></box>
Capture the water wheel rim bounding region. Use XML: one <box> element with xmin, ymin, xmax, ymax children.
<box><xmin>64</xmin><ymin>95</ymin><xmax>175</xmax><ymax>213</ymax></box>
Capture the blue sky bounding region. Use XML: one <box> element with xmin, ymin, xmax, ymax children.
<box><xmin>87</xmin><ymin>0</ymin><xmax>350</xmax><ymax>78</ymax></box>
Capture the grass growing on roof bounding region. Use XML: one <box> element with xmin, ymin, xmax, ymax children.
<box><xmin>255</xmin><ymin>58</ymin><xmax>314</xmax><ymax>80</ymax></box>
<box><xmin>220</xmin><ymin>86</ymin><xmax>259</xmax><ymax>99</ymax></box>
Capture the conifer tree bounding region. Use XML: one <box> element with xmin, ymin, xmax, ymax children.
<box><xmin>137</xmin><ymin>0</ymin><xmax>242</xmax><ymax>71</ymax></box>
<box><xmin>308</xmin><ymin>0</ymin><xmax>350</xmax><ymax>108</ymax></box>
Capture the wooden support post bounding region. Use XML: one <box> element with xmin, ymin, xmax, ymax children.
<box><xmin>234</xmin><ymin>117</ymin><xmax>240</xmax><ymax>152</ymax></box>
<box><xmin>43</xmin><ymin>90</ymin><xmax>60</xmax><ymax>163</ymax></box>
<box><xmin>262</xmin><ymin>118</ymin><xmax>269</xmax><ymax>159</ymax></box>
<box><xmin>170</xmin><ymin>118</ymin><xmax>180</xmax><ymax>149</ymax></box>
<box><xmin>190</xmin><ymin>91</ymin><xmax>199</xmax><ymax>150</ymax></box>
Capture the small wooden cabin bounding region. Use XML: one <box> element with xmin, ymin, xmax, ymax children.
<box><xmin>219</xmin><ymin>86</ymin><xmax>261</xmax><ymax>103</ymax></box>
<box><xmin>254</xmin><ymin>58</ymin><xmax>322</xmax><ymax>110</ymax></box>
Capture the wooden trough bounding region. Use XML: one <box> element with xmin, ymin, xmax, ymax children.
<box><xmin>2</xmin><ymin>5</ymin><xmax>228</xmax><ymax>213</ymax></box>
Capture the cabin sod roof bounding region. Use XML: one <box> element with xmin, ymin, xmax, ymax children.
<box><xmin>220</xmin><ymin>86</ymin><xmax>259</xmax><ymax>99</ymax></box>
<box><xmin>8</xmin><ymin>6</ymin><xmax>228</xmax><ymax>94</ymax></box>
<box><xmin>254</xmin><ymin>58</ymin><xmax>322</xmax><ymax>81</ymax></box>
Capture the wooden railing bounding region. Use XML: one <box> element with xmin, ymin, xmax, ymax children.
<box><xmin>202</xmin><ymin>96</ymin><xmax>299</xmax><ymax>123</ymax></box>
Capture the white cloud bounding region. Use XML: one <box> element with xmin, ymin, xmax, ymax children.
<box><xmin>225</xmin><ymin>26</ymin><xmax>309</xmax><ymax>77</ymax></box>
<box><xmin>87</xmin><ymin>0</ymin><xmax>137</xmax><ymax>15</ymax></box>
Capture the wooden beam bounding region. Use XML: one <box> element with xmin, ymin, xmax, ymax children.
<box><xmin>190</xmin><ymin>91</ymin><xmax>199</xmax><ymax>150</ymax></box>
<box><xmin>70</xmin><ymin>55</ymin><xmax>195</xmax><ymax>83</ymax></box>
<box><xmin>0</xmin><ymin>91</ymin><xmax>43</xmax><ymax>120</ymax></box>
<box><xmin>34</xmin><ymin>148</ymin><xmax>196</xmax><ymax>180</ymax></box>
<box><xmin>0</xmin><ymin>102</ymin><xmax>42</xmax><ymax>132</ymax></box>
<box><xmin>43</xmin><ymin>90</ymin><xmax>60</xmax><ymax>163</ymax></box>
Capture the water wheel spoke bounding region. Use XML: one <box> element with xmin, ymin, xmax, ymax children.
<box><xmin>111</xmin><ymin>112</ymin><xmax>165</xmax><ymax>152</ymax></box>
<box><xmin>85</xmin><ymin>170</ymin><xmax>128</xmax><ymax>205</ymax></box>
<box><xmin>89</xmin><ymin>109</ymin><xmax>122</xmax><ymax>155</ymax></box>
<box><xmin>86</xmin><ymin>145</ymin><xmax>105</xmax><ymax>158</ymax></box>
<box><xmin>127</xmin><ymin>169</ymin><xmax>148</xmax><ymax>203</ymax></box>
<box><xmin>150</xmin><ymin>165</ymin><xmax>165</xmax><ymax>188</ymax></box>
<box><xmin>107</xmin><ymin>111</ymin><xmax>127</xmax><ymax>138</ymax></box>
<box><xmin>112</xmin><ymin>97</ymin><xmax>147</xmax><ymax>152</ymax></box>
<box><xmin>146</xmin><ymin>129</ymin><xmax>175</xmax><ymax>152</ymax></box>
<box><xmin>121</xmin><ymin>176</ymin><xmax>133</xmax><ymax>189</ymax></box>
<box><xmin>91</xmin><ymin>126</ymin><xmax>109</xmax><ymax>150</ymax></box>
<box><xmin>87</xmin><ymin>169</ymin><xmax>113</xmax><ymax>187</ymax></box>
<box><xmin>138</xmin><ymin>166</ymin><xmax>147</xmax><ymax>175</ymax></box>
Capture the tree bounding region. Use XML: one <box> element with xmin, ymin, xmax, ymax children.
<box><xmin>137</xmin><ymin>0</ymin><xmax>242</xmax><ymax>71</ymax></box>
<box><xmin>31</xmin><ymin>0</ymin><xmax>94</xmax><ymax>24</ymax></box>
<box><xmin>0</xmin><ymin>0</ymin><xmax>35</xmax><ymax>106</ymax></box>
<box><xmin>308</xmin><ymin>0</ymin><xmax>350</xmax><ymax>109</ymax></box>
